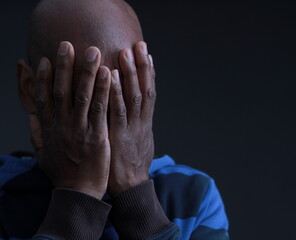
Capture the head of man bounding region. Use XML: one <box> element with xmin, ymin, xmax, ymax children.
<box><xmin>17</xmin><ymin>0</ymin><xmax>144</xmax><ymax>150</ymax></box>
<box><xmin>17</xmin><ymin>0</ymin><xmax>143</xmax><ymax>118</ymax></box>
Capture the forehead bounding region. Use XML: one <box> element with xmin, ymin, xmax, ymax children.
<box><xmin>47</xmin><ymin>14</ymin><xmax>141</xmax><ymax>70</ymax></box>
<box><xmin>29</xmin><ymin>0</ymin><xmax>143</xmax><ymax>72</ymax></box>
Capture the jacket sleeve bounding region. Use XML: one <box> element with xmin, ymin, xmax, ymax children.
<box><xmin>32</xmin><ymin>188</ymin><xmax>111</xmax><ymax>240</ymax></box>
<box><xmin>109</xmin><ymin>180</ymin><xmax>180</xmax><ymax>240</ymax></box>
<box><xmin>190</xmin><ymin>178</ymin><xmax>229</xmax><ymax>240</ymax></box>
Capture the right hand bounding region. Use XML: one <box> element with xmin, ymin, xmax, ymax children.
<box><xmin>35</xmin><ymin>41</ymin><xmax>111</xmax><ymax>200</ymax></box>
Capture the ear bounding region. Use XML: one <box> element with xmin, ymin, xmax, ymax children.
<box><xmin>17</xmin><ymin>60</ymin><xmax>36</xmax><ymax>114</ymax></box>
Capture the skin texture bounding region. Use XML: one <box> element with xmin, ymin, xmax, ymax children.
<box><xmin>35</xmin><ymin>42</ymin><xmax>112</xmax><ymax>200</ymax></box>
<box><xmin>108</xmin><ymin>42</ymin><xmax>156</xmax><ymax>196</ymax></box>
<box><xmin>17</xmin><ymin>0</ymin><xmax>156</xmax><ymax>198</ymax></box>
<box><xmin>27</xmin><ymin>0</ymin><xmax>143</xmax><ymax>72</ymax></box>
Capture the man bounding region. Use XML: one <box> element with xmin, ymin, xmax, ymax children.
<box><xmin>0</xmin><ymin>0</ymin><xmax>229</xmax><ymax>239</ymax></box>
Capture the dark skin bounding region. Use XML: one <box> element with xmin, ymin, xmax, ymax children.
<box><xmin>16</xmin><ymin>0</ymin><xmax>155</xmax><ymax>198</ymax></box>
<box><xmin>32</xmin><ymin>41</ymin><xmax>156</xmax><ymax>199</ymax></box>
<box><xmin>108</xmin><ymin>42</ymin><xmax>156</xmax><ymax>196</ymax></box>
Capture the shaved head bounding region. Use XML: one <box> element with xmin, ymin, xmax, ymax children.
<box><xmin>28</xmin><ymin>0</ymin><xmax>143</xmax><ymax>71</ymax></box>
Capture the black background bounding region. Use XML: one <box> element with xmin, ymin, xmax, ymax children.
<box><xmin>1</xmin><ymin>1</ymin><xmax>296</xmax><ymax>239</ymax></box>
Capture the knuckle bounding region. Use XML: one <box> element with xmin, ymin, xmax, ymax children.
<box><xmin>146</xmin><ymin>89</ymin><xmax>157</xmax><ymax>102</ymax></box>
<box><xmin>126</xmin><ymin>67</ymin><xmax>138</xmax><ymax>78</ymax></box>
<box><xmin>132</xmin><ymin>93</ymin><xmax>142</xmax><ymax>106</ymax></box>
<box><xmin>36</xmin><ymin>89</ymin><xmax>48</xmax><ymax>105</ymax></box>
<box><xmin>113</xmin><ymin>84</ymin><xmax>123</xmax><ymax>96</ymax></box>
<box><xmin>75</xmin><ymin>92</ymin><xmax>89</xmax><ymax>105</ymax></box>
<box><xmin>36</xmin><ymin>96</ymin><xmax>47</xmax><ymax>106</ymax></box>
<box><xmin>37</xmin><ymin>73</ymin><xmax>48</xmax><ymax>85</ymax></box>
<box><xmin>94</xmin><ymin>85</ymin><xmax>108</xmax><ymax>95</ymax></box>
<box><xmin>116</xmin><ymin>104</ymin><xmax>127</xmax><ymax>118</ymax></box>
<box><xmin>56</xmin><ymin>61</ymin><xmax>68</xmax><ymax>71</ymax></box>
<box><xmin>36</xmin><ymin>83</ymin><xmax>50</xmax><ymax>104</ymax></box>
<box><xmin>138</xmin><ymin>60</ymin><xmax>151</xmax><ymax>71</ymax></box>
<box><xmin>53</xmin><ymin>89</ymin><xmax>65</xmax><ymax>99</ymax></box>
<box><xmin>82</xmin><ymin>65</ymin><xmax>97</xmax><ymax>78</ymax></box>
<box><xmin>90</xmin><ymin>101</ymin><xmax>105</xmax><ymax>114</ymax></box>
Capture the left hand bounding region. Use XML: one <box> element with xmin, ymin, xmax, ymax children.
<box><xmin>108</xmin><ymin>41</ymin><xmax>156</xmax><ymax>196</ymax></box>
<box><xmin>34</xmin><ymin>44</ymin><xmax>111</xmax><ymax>199</ymax></box>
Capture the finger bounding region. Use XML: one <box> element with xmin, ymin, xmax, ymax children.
<box><xmin>148</xmin><ymin>54</ymin><xmax>156</xmax><ymax>89</ymax></box>
<box><xmin>53</xmin><ymin>41</ymin><xmax>75</xmax><ymax>121</ymax></box>
<box><xmin>29</xmin><ymin>114</ymin><xmax>43</xmax><ymax>152</ymax></box>
<box><xmin>74</xmin><ymin>47</ymin><xmax>101</xmax><ymax>130</ymax></box>
<box><xmin>134</xmin><ymin>42</ymin><xmax>157</xmax><ymax>121</ymax></box>
<box><xmin>109</xmin><ymin>69</ymin><xmax>127</xmax><ymax>129</ymax></box>
<box><xmin>35</xmin><ymin>57</ymin><xmax>54</xmax><ymax>128</ymax></box>
<box><xmin>119</xmin><ymin>48</ymin><xmax>142</xmax><ymax>122</ymax></box>
<box><xmin>89</xmin><ymin>66</ymin><xmax>111</xmax><ymax>136</ymax></box>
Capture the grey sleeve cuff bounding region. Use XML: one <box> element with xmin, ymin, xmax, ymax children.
<box><xmin>33</xmin><ymin>188</ymin><xmax>111</xmax><ymax>240</ymax></box>
<box><xmin>109</xmin><ymin>180</ymin><xmax>175</xmax><ymax>240</ymax></box>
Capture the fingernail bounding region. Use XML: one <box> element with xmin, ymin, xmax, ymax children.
<box><xmin>86</xmin><ymin>47</ymin><xmax>99</xmax><ymax>62</ymax></box>
<box><xmin>38</xmin><ymin>57</ymin><xmax>48</xmax><ymax>71</ymax></box>
<box><xmin>99</xmin><ymin>67</ymin><xmax>108</xmax><ymax>79</ymax></box>
<box><xmin>112</xmin><ymin>70</ymin><xmax>119</xmax><ymax>82</ymax></box>
<box><xmin>141</xmin><ymin>42</ymin><xmax>148</xmax><ymax>55</ymax></box>
<box><xmin>148</xmin><ymin>54</ymin><xmax>154</xmax><ymax>67</ymax></box>
<box><xmin>58</xmin><ymin>42</ymin><xmax>69</xmax><ymax>56</ymax></box>
<box><xmin>125</xmin><ymin>49</ymin><xmax>134</xmax><ymax>62</ymax></box>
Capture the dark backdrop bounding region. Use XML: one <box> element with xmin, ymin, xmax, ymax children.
<box><xmin>1</xmin><ymin>1</ymin><xmax>295</xmax><ymax>240</ymax></box>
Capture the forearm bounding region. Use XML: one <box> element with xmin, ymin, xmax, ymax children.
<box><xmin>33</xmin><ymin>189</ymin><xmax>111</xmax><ymax>240</ymax></box>
<box><xmin>109</xmin><ymin>180</ymin><xmax>180</xmax><ymax>240</ymax></box>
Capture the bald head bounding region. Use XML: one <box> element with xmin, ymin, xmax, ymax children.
<box><xmin>28</xmin><ymin>0</ymin><xmax>143</xmax><ymax>71</ymax></box>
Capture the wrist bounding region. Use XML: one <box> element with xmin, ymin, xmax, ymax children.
<box><xmin>108</xmin><ymin>174</ymin><xmax>149</xmax><ymax>197</ymax></box>
<box><xmin>55</xmin><ymin>182</ymin><xmax>106</xmax><ymax>200</ymax></box>
<box><xmin>73</xmin><ymin>187</ymin><xmax>105</xmax><ymax>200</ymax></box>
